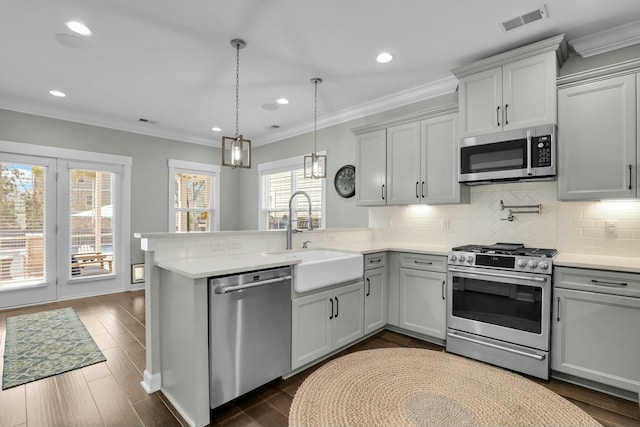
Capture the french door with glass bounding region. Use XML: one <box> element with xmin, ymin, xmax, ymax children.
<box><xmin>0</xmin><ymin>153</ymin><xmax>127</xmax><ymax>309</ymax></box>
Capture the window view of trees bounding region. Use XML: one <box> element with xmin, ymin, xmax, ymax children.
<box><xmin>174</xmin><ymin>172</ymin><xmax>212</xmax><ymax>232</ymax></box>
<box><xmin>0</xmin><ymin>163</ymin><xmax>45</xmax><ymax>285</ymax></box>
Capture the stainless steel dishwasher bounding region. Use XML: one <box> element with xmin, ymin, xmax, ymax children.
<box><xmin>208</xmin><ymin>266</ymin><xmax>292</xmax><ymax>409</ymax></box>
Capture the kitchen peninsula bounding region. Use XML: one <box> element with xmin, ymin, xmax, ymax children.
<box><xmin>136</xmin><ymin>228</ymin><xmax>640</xmax><ymax>427</ymax></box>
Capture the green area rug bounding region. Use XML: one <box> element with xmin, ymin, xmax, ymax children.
<box><xmin>2</xmin><ymin>307</ymin><xmax>106</xmax><ymax>390</ymax></box>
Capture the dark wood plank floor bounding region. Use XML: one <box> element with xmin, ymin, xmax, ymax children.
<box><xmin>1</xmin><ymin>291</ymin><xmax>639</xmax><ymax>427</ymax></box>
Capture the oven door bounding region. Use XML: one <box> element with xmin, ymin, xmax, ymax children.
<box><xmin>447</xmin><ymin>265</ymin><xmax>550</xmax><ymax>351</ymax></box>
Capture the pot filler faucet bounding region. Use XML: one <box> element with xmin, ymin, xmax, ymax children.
<box><xmin>286</xmin><ymin>191</ymin><xmax>313</xmax><ymax>250</ymax></box>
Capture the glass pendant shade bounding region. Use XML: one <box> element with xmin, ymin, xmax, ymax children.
<box><xmin>304</xmin><ymin>152</ymin><xmax>326</xmax><ymax>179</ymax></box>
<box><xmin>222</xmin><ymin>135</ymin><xmax>251</xmax><ymax>168</ymax></box>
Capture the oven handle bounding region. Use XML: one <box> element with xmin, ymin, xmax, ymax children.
<box><xmin>448</xmin><ymin>267</ymin><xmax>547</xmax><ymax>283</ymax></box>
<box><xmin>526</xmin><ymin>129</ymin><xmax>533</xmax><ymax>176</ymax></box>
<box><xmin>447</xmin><ymin>332</ymin><xmax>546</xmax><ymax>361</ymax></box>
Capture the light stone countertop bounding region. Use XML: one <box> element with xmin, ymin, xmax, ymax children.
<box><xmin>153</xmin><ymin>241</ymin><xmax>451</xmax><ymax>279</ymax></box>
<box><xmin>155</xmin><ymin>252</ymin><xmax>301</xmax><ymax>279</ymax></box>
<box><xmin>153</xmin><ymin>240</ymin><xmax>640</xmax><ymax>278</ymax></box>
<box><xmin>554</xmin><ymin>253</ymin><xmax>640</xmax><ymax>274</ymax></box>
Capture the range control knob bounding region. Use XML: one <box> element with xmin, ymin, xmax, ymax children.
<box><xmin>449</xmin><ymin>254</ymin><xmax>458</xmax><ymax>262</ymax></box>
<box><xmin>528</xmin><ymin>260</ymin><xmax>538</xmax><ymax>268</ymax></box>
<box><xmin>466</xmin><ymin>255</ymin><xmax>474</xmax><ymax>263</ymax></box>
<box><xmin>517</xmin><ymin>259</ymin><xmax>526</xmax><ymax>267</ymax></box>
<box><xmin>539</xmin><ymin>261</ymin><xmax>549</xmax><ymax>270</ymax></box>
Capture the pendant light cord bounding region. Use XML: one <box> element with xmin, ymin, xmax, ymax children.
<box><xmin>235</xmin><ymin>42</ymin><xmax>240</xmax><ymax>138</ymax></box>
<box><xmin>313</xmin><ymin>79</ymin><xmax>318</xmax><ymax>154</ymax></box>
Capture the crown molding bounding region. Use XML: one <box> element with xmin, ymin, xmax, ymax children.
<box><xmin>254</xmin><ymin>75</ymin><xmax>458</xmax><ymax>147</ymax></box>
<box><xmin>0</xmin><ymin>96</ymin><xmax>216</xmax><ymax>147</ymax></box>
<box><xmin>0</xmin><ymin>76</ymin><xmax>458</xmax><ymax>149</ymax></box>
<box><xmin>570</xmin><ymin>19</ymin><xmax>640</xmax><ymax>58</ymax></box>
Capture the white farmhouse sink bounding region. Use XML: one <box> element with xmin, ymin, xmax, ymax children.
<box><xmin>281</xmin><ymin>250</ymin><xmax>363</xmax><ymax>293</ymax></box>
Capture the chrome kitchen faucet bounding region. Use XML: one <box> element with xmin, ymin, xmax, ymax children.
<box><xmin>286</xmin><ymin>191</ymin><xmax>312</xmax><ymax>250</ymax></box>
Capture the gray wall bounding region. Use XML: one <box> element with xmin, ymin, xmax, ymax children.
<box><xmin>0</xmin><ymin>109</ymin><xmax>231</xmax><ymax>264</ymax></box>
<box><xmin>234</xmin><ymin>92</ymin><xmax>459</xmax><ymax>230</ymax></box>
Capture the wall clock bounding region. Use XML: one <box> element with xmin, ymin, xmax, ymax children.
<box><xmin>334</xmin><ymin>165</ymin><xmax>356</xmax><ymax>198</ymax></box>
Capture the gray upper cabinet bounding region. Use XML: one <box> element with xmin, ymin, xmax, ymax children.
<box><xmin>557</xmin><ymin>74</ymin><xmax>637</xmax><ymax>200</ymax></box>
<box><xmin>453</xmin><ymin>34</ymin><xmax>567</xmax><ymax>139</ymax></box>
<box><xmin>354</xmin><ymin>107</ymin><xmax>468</xmax><ymax>206</ymax></box>
<box><xmin>356</xmin><ymin>129</ymin><xmax>387</xmax><ymax>206</ymax></box>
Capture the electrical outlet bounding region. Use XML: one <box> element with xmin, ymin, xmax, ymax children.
<box><xmin>605</xmin><ymin>220</ymin><xmax>618</xmax><ymax>237</ymax></box>
<box><xmin>441</xmin><ymin>218</ymin><xmax>450</xmax><ymax>231</ymax></box>
<box><xmin>211</xmin><ymin>240</ymin><xmax>227</xmax><ymax>250</ymax></box>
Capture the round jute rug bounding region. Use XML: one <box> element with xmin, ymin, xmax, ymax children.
<box><xmin>289</xmin><ymin>348</ymin><xmax>601</xmax><ymax>427</ymax></box>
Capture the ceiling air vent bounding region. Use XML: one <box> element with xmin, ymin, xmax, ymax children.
<box><xmin>269</xmin><ymin>124</ymin><xmax>281</xmax><ymax>129</ymax></box>
<box><xmin>501</xmin><ymin>5</ymin><xmax>547</xmax><ymax>32</ymax></box>
<box><xmin>138</xmin><ymin>118</ymin><xmax>157</xmax><ymax>124</ymax></box>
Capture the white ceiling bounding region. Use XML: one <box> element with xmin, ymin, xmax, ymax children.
<box><xmin>1</xmin><ymin>0</ymin><xmax>640</xmax><ymax>148</ymax></box>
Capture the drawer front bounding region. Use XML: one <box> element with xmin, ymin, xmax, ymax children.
<box><xmin>399</xmin><ymin>253</ymin><xmax>447</xmax><ymax>273</ymax></box>
<box><xmin>364</xmin><ymin>252</ymin><xmax>386</xmax><ymax>270</ymax></box>
<box><xmin>554</xmin><ymin>267</ymin><xmax>640</xmax><ymax>298</ymax></box>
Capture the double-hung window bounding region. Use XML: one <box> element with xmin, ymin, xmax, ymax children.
<box><xmin>259</xmin><ymin>154</ymin><xmax>326</xmax><ymax>230</ymax></box>
<box><xmin>168</xmin><ymin>160</ymin><xmax>220</xmax><ymax>232</ymax></box>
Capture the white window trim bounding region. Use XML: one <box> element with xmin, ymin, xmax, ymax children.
<box><xmin>1</xmin><ymin>139</ymin><xmax>132</xmax><ymax>293</ymax></box>
<box><xmin>258</xmin><ymin>152</ymin><xmax>326</xmax><ymax>231</ymax></box>
<box><xmin>168</xmin><ymin>159</ymin><xmax>220</xmax><ymax>232</ymax></box>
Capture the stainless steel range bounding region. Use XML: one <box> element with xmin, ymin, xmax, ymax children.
<box><xmin>446</xmin><ymin>242</ymin><xmax>557</xmax><ymax>379</ymax></box>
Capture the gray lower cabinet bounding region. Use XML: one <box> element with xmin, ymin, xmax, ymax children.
<box><xmin>552</xmin><ymin>267</ymin><xmax>640</xmax><ymax>393</ymax></box>
<box><xmin>398</xmin><ymin>253</ymin><xmax>447</xmax><ymax>340</ymax></box>
<box><xmin>291</xmin><ymin>282</ymin><xmax>364</xmax><ymax>370</ymax></box>
<box><xmin>364</xmin><ymin>253</ymin><xmax>388</xmax><ymax>335</ymax></box>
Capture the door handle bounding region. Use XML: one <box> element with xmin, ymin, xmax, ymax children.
<box><xmin>335</xmin><ymin>297</ymin><xmax>339</xmax><ymax>318</ymax></box>
<box><xmin>504</xmin><ymin>104</ymin><xmax>509</xmax><ymax>125</ymax></box>
<box><xmin>416</xmin><ymin>181</ymin><xmax>419</xmax><ymax>199</ymax></box>
<box><xmin>629</xmin><ymin>164</ymin><xmax>633</xmax><ymax>190</ymax></box>
<box><xmin>496</xmin><ymin>106</ymin><xmax>500</xmax><ymax>127</ymax></box>
<box><xmin>591</xmin><ymin>279</ymin><xmax>628</xmax><ymax>287</ymax></box>
<box><xmin>441</xmin><ymin>280</ymin><xmax>445</xmax><ymax>300</ymax></box>
<box><xmin>329</xmin><ymin>297</ymin><xmax>334</xmax><ymax>320</ymax></box>
<box><xmin>381</xmin><ymin>184</ymin><xmax>385</xmax><ymax>200</ymax></box>
<box><xmin>556</xmin><ymin>296</ymin><xmax>560</xmax><ymax>322</ymax></box>
<box><xmin>421</xmin><ymin>181</ymin><xmax>425</xmax><ymax>199</ymax></box>
<box><xmin>366</xmin><ymin>278</ymin><xmax>371</xmax><ymax>297</ymax></box>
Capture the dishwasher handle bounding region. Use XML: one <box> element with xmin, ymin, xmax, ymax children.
<box><xmin>214</xmin><ymin>275</ymin><xmax>292</xmax><ymax>294</ymax></box>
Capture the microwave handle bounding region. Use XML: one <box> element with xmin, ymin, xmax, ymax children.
<box><xmin>526</xmin><ymin>130</ymin><xmax>533</xmax><ymax>176</ymax></box>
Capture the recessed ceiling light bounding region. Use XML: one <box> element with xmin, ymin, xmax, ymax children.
<box><xmin>66</xmin><ymin>21</ymin><xmax>93</xmax><ymax>36</ymax></box>
<box><xmin>276</xmin><ymin>98</ymin><xmax>289</xmax><ymax>105</ymax></box>
<box><xmin>262</xmin><ymin>103</ymin><xmax>279</xmax><ymax>111</ymax></box>
<box><xmin>211</xmin><ymin>127</ymin><xmax>222</xmax><ymax>132</ymax></box>
<box><xmin>49</xmin><ymin>90</ymin><xmax>66</xmax><ymax>97</ymax></box>
<box><xmin>376</xmin><ymin>52</ymin><xmax>393</xmax><ymax>64</ymax></box>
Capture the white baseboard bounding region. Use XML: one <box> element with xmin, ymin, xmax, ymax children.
<box><xmin>140</xmin><ymin>370</ymin><xmax>161</xmax><ymax>394</ymax></box>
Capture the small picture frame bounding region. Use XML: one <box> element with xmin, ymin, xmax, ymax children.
<box><xmin>131</xmin><ymin>263</ymin><xmax>145</xmax><ymax>284</ymax></box>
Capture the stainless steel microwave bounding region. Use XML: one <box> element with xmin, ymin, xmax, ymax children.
<box><xmin>458</xmin><ymin>124</ymin><xmax>556</xmax><ymax>185</ymax></box>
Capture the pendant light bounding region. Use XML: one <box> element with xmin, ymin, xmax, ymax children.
<box><xmin>222</xmin><ymin>39</ymin><xmax>252</xmax><ymax>168</ymax></box>
<box><xmin>304</xmin><ymin>77</ymin><xmax>326</xmax><ymax>179</ymax></box>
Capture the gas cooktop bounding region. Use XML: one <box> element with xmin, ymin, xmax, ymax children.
<box><xmin>451</xmin><ymin>243</ymin><xmax>557</xmax><ymax>258</ymax></box>
<box><xmin>449</xmin><ymin>243</ymin><xmax>557</xmax><ymax>273</ymax></box>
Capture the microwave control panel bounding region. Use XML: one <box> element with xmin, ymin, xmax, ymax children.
<box><xmin>532</xmin><ymin>135</ymin><xmax>552</xmax><ymax>167</ymax></box>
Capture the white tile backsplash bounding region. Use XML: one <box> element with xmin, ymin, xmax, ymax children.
<box><xmin>370</xmin><ymin>182</ymin><xmax>640</xmax><ymax>257</ymax></box>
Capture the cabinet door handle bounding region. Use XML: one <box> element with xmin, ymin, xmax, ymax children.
<box><xmin>504</xmin><ymin>104</ymin><xmax>509</xmax><ymax>125</ymax></box>
<box><xmin>629</xmin><ymin>164</ymin><xmax>633</xmax><ymax>190</ymax></box>
<box><xmin>369</xmin><ymin>258</ymin><xmax>382</xmax><ymax>265</ymax></box>
<box><xmin>381</xmin><ymin>184</ymin><xmax>385</xmax><ymax>200</ymax></box>
<box><xmin>414</xmin><ymin>260</ymin><xmax>432</xmax><ymax>265</ymax></box>
<box><xmin>335</xmin><ymin>297</ymin><xmax>339</xmax><ymax>318</ymax></box>
<box><xmin>366</xmin><ymin>278</ymin><xmax>371</xmax><ymax>296</ymax></box>
<box><xmin>556</xmin><ymin>296</ymin><xmax>560</xmax><ymax>322</ymax></box>
<box><xmin>329</xmin><ymin>297</ymin><xmax>334</xmax><ymax>320</ymax></box>
<box><xmin>422</xmin><ymin>181</ymin><xmax>425</xmax><ymax>199</ymax></box>
<box><xmin>416</xmin><ymin>181</ymin><xmax>419</xmax><ymax>199</ymax></box>
<box><xmin>591</xmin><ymin>279</ymin><xmax>628</xmax><ymax>287</ymax></box>
<box><xmin>441</xmin><ymin>280</ymin><xmax>446</xmax><ymax>300</ymax></box>
<box><xmin>496</xmin><ymin>106</ymin><xmax>501</xmax><ymax>127</ymax></box>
